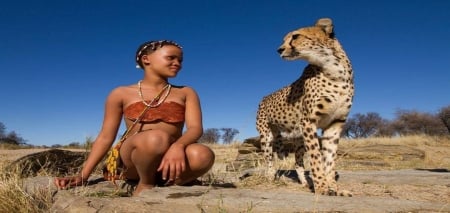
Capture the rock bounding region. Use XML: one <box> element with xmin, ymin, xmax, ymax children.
<box><xmin>241</xmin><ymin>136</ymin><xmax>261</xmax><ymax>149</ymax></box>
<box><xmin>237</xmin><ymin>144</ymin><xmax>259</xmax><ymax>154</ymax></box>
<box><xmin>226</xmin><ymin>137</ymin><xmax>262</xmax><ymax>172</ymax></box>
<box><xmin>344</xmin><ymin>144</ymin><xmax>425</xmax><ymax>161</ymax></box>
<box><xmin>4</xmin><ymin>149</ymin><xmax>87</xmax><ymax>178</ymax></box>
<box><xmin>228</xmin><ymin>136</ymin><xmax>301</xmax><ymax>172</ymax></box>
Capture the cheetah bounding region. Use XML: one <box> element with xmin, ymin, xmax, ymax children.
<box><xmin>256</xmin><ymin>18</ymin><xmax>354</xmax><ymax>196</ymax></box>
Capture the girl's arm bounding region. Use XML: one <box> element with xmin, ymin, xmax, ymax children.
<box><xmin>157</xmin><ymin>86</ymin><xmax>203</xmax><ymax>181</ymax></box>
<box><xmin>54</xmin><ymin>87</ymin><xmax>123</xmax><ymax>188</ymax></box>
<box><xmin>173</xmin><ymin>86</ymin><xmax>203</xmax><ymax>147</ymax></box>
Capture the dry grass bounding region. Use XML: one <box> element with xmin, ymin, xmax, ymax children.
<box><xmin>338</xmin><ymin>135</ymin><xmax>450</xmax><ymax>170</ymax></box>
<box><xmin>200</xmin><ymin>142</ymin><xmax>242</xmax><ymax>185</ymax></box>
<box><xmin>340</xmin><ymin>134</ymin><xmax>449</xmax><ymax>148</ymax></box>
<box><xmin>0</xmin><ymin>135</ymin><xmax>449</xmax><ymax>212</ymax></box>
<box><xmin>0</xmin><ymin>163</ymin><xmax>53</xmax><ymax>212</ymax></box>
<box><xmin>205</xmin><ymin>135</ymin><xmax>450</xmax><ymax>190</ymax></box>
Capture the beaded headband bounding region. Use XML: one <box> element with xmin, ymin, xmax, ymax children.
<box><xmin>135</xmin><ymin>40</ymin><xmax>183</xmax><ymax>69</ymax></box>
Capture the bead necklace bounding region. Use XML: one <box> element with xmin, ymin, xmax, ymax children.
<box><xmin>138</xmin><ymin>80</ymin><xmax>171</xmax><ymax>107</ymax></box>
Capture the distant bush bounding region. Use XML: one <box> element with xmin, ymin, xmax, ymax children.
<box><xmin>199</xmin><ymin>128</ymin><xmax>221</xmax><ymax>143</ymax></box>
<box><xmin>343</xmin><ymin>104</ymin><xmax>450</xmax><ymax>138</ymax></box>
<box><xmin>199</xmin><ymin>128</ymin><xmax>240</xmax><ymax>144</ymax></box>
<box><xmin>438</xmin><ymin>105</ymin><xmax>450</xmax><ymax>134</ymax></box>
<box><xmin>0</xmin><ymin>122</ymin><xmax>27</xmax><ymax>146</ymax></box>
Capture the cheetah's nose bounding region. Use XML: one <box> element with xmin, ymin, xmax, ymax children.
<box><xmin>277</xmin><ymin>48</ymin><xmax>284</xmax><ymax>54</ymax></box>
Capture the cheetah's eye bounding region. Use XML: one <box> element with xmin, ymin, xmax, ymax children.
<box><xmin>292</xmin><ymin>34</ymin><xmax>300</xmax><ymax>40</ymax></box>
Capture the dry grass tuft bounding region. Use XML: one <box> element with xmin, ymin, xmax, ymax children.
<box><xmin>340</xmin><ymin>134</ymin><xmax>449</xmax><ymax>147</ymax></box>
<box><xmin>0</xmin><ymin>164</ymin><xmax>53</xmax><ymax>213</ymax></box>
<box><xmin>337</xmin><ymin>135</ymin><xmax>450</xmax><ymax>170</ymax></box>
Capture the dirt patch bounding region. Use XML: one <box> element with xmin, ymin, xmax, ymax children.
<box><xmin>26</xmin><ymin>170</ymin><xmax>450</xmax><ymax>212</ymax></box>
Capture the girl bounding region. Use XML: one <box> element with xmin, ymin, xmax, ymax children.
<box><xmin>54</xmin><ymin>40</ymin><xmax>215</xmax><ymax>196</ymax></box>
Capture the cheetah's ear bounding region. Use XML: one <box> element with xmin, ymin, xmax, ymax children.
<box><xmin>315</xmin><ymin>18</ymin><xmax>335</xmax><ymax>38</ymax></box>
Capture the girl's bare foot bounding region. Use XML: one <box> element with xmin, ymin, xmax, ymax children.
<box><xmin>133</xmin><ymin>183</ymin><xmax>154</xmax><ymax>197</ymax></box>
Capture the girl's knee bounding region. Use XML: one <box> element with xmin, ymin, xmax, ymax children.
<box><xmin>186</xmin><ymin>144</ymin><xmax>215</xmax><ymax>168</ymax></box>
<box><xmin>133</xmin><ymin>130</ymin><xmax>171</xmax><ymax>154</ymax></box>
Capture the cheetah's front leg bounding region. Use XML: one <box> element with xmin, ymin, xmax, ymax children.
<box><xmin>321</xmin><ymin>122</ymin><xmax>352</xmax><ymax>196</ymax></box>
<box><xmin>302</xmin><ymin>121</ymin><xmax>331</xmax><ymax>195</ymax></box>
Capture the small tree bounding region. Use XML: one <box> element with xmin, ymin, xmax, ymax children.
<box><xmin>199</xmin><ymin>128</ymin><xmax>220</xmax><ymax>144</ymax></box>
<box><xmin>67</xmin><ymin>142</ymin><xmax>81</xmax><ymax>148</ymax></box>
<box><xmin>375</xmin><ymin>119</ymin><xmax>396</xmax><ymax>137</ymax></box>
<box><xmin>0</xmin><ymin>131</ymin><xmax>27</xmax><ymax>145</ymax></box>
<box><xmin>343</xmin><ymin>112</ymin><xmax>385</xmax><ymax>138</ymax></box>
<box><xmin>220</xmin><ymin>128</ymin><xmax>239</xmax><ymax>144</ymax></box>
<box><xmin>391</xmin><ymin>109</ymin><xmax>447</xmax><ymax>136</ymax></box>
<box><xmin>51</xmin><ymin>144</ymin><xmax>63</xmax><ymax>148</ymax></box>
<box><xmin>438</xmin><ymin>105</ymin><xmax>450</xmax><ymax>134</ymax></box>
<box><xmin>84</xmin><ymin>136</ymin><xmax>95</xmax><ymax>150</ymax></box>
<box><xmin>0</xmin><ymin>122</ymin><xmax>5</xmax><ymax>138</ymax></box>
<box><xmin>0</xmin><ymin>122</ymin><xmax>27</xmax><ymax>145</ymax></box>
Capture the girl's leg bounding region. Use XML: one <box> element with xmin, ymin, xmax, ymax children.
<box><xmin>174</xmin><ymin>143</ymin><xmax>215</xmax><ymax>185</ymax></box>
<box><xmin>119</xmin><ymin>130</ymin><xmax>171</xmax><ymax>195</ymax></box>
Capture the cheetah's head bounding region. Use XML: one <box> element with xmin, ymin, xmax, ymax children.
<box><xmin>277</xmin><ymin>18</ymin><xmax>336</xmax><ymax>65</ymax></box>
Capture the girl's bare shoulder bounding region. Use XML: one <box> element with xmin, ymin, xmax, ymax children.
<box><xmin>171</xmin><ymin>84</ymin><xmax>197</xmax><ymax>94</ymax></box>
<box><xmin>106</xmin><ymin>84</ymin><xmax>138</xmax><ymax>103</ymax></box>
<box><xmin>110</xmin><ymin>83</ymin><xmax>137</xmax><ymax>94</ymax></box>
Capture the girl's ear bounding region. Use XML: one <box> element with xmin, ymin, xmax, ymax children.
<box><xmin>141</xmin><ymin>54</ymin><xmax>151</xmax><ymax>65</ymax></box>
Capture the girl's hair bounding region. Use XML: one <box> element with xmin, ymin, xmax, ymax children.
<box><xmin>135</xmin><ymin>40</ymin><xmax>183</xmax><ymax>69</ymax></box>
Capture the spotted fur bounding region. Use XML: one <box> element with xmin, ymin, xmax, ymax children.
<box><xmin>256</xmin><ymin>18</ymin><xmax>354</xmax><ymax>196</ymax></box>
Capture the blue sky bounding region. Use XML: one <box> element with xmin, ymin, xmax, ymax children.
<box><xmin>1</xmin><ymin>0</ymin><xmax>449</xmax><ymax>146</ymax></box>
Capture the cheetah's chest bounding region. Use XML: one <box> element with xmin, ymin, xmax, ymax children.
<box><xmin>265</xmin><ymin>74</ymin><xmax>353</xmax><ymax>131</ymax></box>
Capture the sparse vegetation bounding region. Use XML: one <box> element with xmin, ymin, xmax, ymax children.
<box><xmin>0</xmin><ymin>162</ymin><xmax>53</xmax><ymax>212</ymax></box>
<box><xmin>1</xmin><ymin>135</ymin><xmax>449</xmax><ymax>211</ymax></box>
<box><xmin>199</xmin><ymin>127</ymin><xmax>240</xmax><ymax>144</ymax></box>
<box><xmin>438</xmin><ymin>105</ymin><xmax>450</xmax><ymax>133</ymax></box>
<box><xmin>0</xmin><ymin>122</ymin><xmax>27</xmax><ymax>146</ymax></box>
<box><xmin>343</xmin><ymin>105</ymin><xmax>450</xmax><ymax>138</ymax></box>
<box><xmin>338</xmin><ymin>135</ymin><xmax>450</xmax><ymax>170</ymax></box>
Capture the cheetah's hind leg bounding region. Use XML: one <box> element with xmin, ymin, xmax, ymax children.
<box><xmin>260</xmin><ymin>134</ymin><xmax>277</xmax><ymax>179</ymax></box>
<box><xmin>293</xmin><ymin>142</ymin><xmax>310</xmax><ymax>188</ymax></box>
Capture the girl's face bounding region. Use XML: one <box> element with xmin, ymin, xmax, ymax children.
<box><xmin>142</xmin><ymin>45</ymin><xmax>183</xmax><ymax>77</ymax></box>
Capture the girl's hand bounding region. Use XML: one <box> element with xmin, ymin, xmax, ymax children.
<box><xmin>157</xmin><ymin>143</ymin><xmax>186</xmax><ymax>183</ymax></box>
<box><xmin>54</xmin><ymin>176</ymin><xmax>87</xmax><ymax>189</ymax></box>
